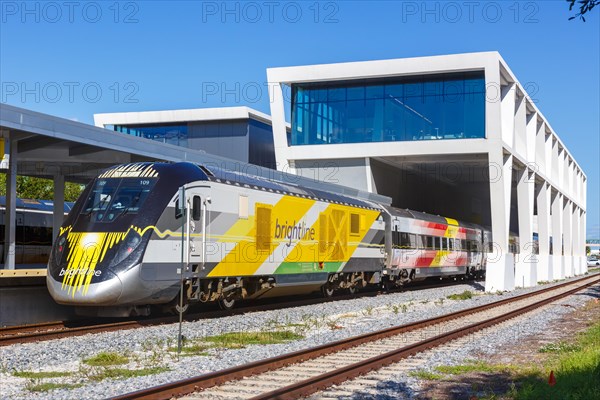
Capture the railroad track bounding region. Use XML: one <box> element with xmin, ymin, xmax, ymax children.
<box><xmin>0</xmin><ymin>278</ymin><xmax>480</xmax><ymax>347</ymax></box>
<box><xmin>111</xmin><ymin>273</ymin><xmax>599</xmax><ymax>400</ymax></box>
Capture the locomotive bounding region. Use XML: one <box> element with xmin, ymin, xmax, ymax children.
<box><xmin>47</xmin><ymin>162</ymin><xmax>491</xmax><ymax>316</ymax></box>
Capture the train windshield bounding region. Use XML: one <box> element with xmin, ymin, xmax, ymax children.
<box><xmin>83</xmin><ymin>178</ymin><xmax>157</xmax><ymax>222</ymax></box>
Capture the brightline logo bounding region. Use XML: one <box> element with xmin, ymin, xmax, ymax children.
<box><xmin>274</xmin><ymin>219</ymin><xmax>315</xmax><ymax>247</ymax></box>
<box><xmin>59</xmin><ymin>268</ymin><xmax>102</xmax><ymax>277</ymax></box>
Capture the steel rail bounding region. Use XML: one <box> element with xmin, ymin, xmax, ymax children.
<box><xmin>111</xmin><ymin>273</ymin><xmax>599</xmax><ymax>400</ymax></box>
<box><xmin>251</xmin><ymin>277</ymin><xmax>599</xmax><ymax>399</ymax></box>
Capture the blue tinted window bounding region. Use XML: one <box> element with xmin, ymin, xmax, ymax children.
<box><xmin>114</xmin><ymin>124</ymin><xmax>188</xmax><ymax>147</ymax></box>
<box><xmin>291</xmin><ymin>73</ymin><xmax>485</xmax><ymax>145</ymax></box>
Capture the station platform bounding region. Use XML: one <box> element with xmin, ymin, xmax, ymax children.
<box><xmin>0</xmin><ymin>268</ymin><xmax>75</xmax><ymax>327</ymax></box>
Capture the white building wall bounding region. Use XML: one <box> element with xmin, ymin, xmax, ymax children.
<box><xmin>267</xmin><ymin>52</ymin><xmax>587</xmax><ymax>292</ymax></box>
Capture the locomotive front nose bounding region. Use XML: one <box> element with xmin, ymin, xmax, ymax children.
<box><xmin>46</xmin><ymin>269</ymin><xmax>123</xmax><ymax>306</ymax></box>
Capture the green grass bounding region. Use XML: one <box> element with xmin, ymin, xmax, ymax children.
<box><xmin>168</xmin><ymin>342</ymin><xmax>212</xmax><ymax>356</ymax></box>
<box><xmin>512</xmin><ymin>321</ymin><xmax>600</xmax><ymax>400</ymax></box>
<box><xmin>447</xmin><ymin>290</ymin><xmax>474</xmax><ymax>300</ymax></box>
<box><xmin>427</xmin><ymin>319</ymin><xmax>600</xmax><ymax>400</ymax></box>
<box><xmin>435</xmin><ymin>360</ymin><xmax>510</xmax><ymax>375</ymax></box>
<box><xmin>409</xmin><ymin>369</ymin><xmax>445</xmax><ymax>380</ymax></box>
<box><xmin>26</xmin><ymin>382</ymin><xmax>83</xmax><ymax>392</ymax></box>
<box><xmin>88</xmin><ymin>366</ymin><xmax>169</xmax><ymax>381</ymax></box>
<box><xmin>14</xmin><ymin>371</ymin><xmax>72</xmax><ymax>379</ymax></box>
<box><xmin>204</xmin><ymin>331</ymin><xmax>303</xmax><ymax>349</ymax></box>
<box><xmin>538</xmin><ymin>341</ymin><xmax>582</xmax><ymax>353</ymax></box>
<box><xmin>83</xmin><ymin>351</ymin><xmax>129</xmax><ymax>366</ymax></box>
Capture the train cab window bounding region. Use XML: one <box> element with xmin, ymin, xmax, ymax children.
<box><xmin>461</xmin><ymin>239</ymin><xmax>467</xmax><ymax>251</ymax></box>
<box><xmin>447</xmin><ymin>238</ymin><xmax>454</xmax><ymax>251</ymax></box>
<box><xmin>83</xmin><ymin>178</ymin><xmax>156</xmax><ymax>222</ymax></box>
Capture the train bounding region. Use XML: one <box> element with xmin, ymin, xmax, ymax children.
<box><xmin>0</xmin><ymin>197</ymin><xmax>73</xmax><ymax>265</ymax></box>
<box><xmin>47</xmin><ymin>162</ymin><xmax>492</xmax><ymax>317</ymax></box>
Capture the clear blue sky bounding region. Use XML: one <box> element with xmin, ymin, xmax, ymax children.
<box><xmin>1</xmin><ymin>1</ymin><xmax>598</xmax><ymax>238</ymax></box>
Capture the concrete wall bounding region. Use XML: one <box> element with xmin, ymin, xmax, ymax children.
<box><xmin>268</xmin><ymin>52</ymin><xmax>588</xmax><ymax>292</ymax></box>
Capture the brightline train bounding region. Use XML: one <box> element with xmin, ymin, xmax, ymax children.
<box><xmin>47</xmin><ymin>162</ymin><xmax>492</xmax><ymax>316</ymax></box>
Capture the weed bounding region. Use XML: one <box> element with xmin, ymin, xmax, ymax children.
<box><xmin>326</xmin><ymin>317</ymin><xmax>343</xmax><ymax>331</ymax></box>
<box><xmin>25</xmin><ymin>382</ymin><xmax>83</xmax><ymax>392</ymax></box>
<box><xmin>447</xmin><ymin>290</ymin><xmax>474</xmax><ymax>300</ymax></box>
<box><xmin>204</xmin><ymin>331</ymin><xmax>303</xmax><ymax>349</ymax></box>
<box><xmin>13</xmin><ymin>371</ymin><xmax>72</xmax><ymax>379</ymax></box>
<box><xmin>362</xmin><ymin>306</ymin><xmax>374</xmax><ymax>316</ymax></box>
<box><xmin>83</xmin><ymin>351</ymin><xmax>129</xmax><ymax>367</ymax></box>
<box><xmin>168</xmin><ymin>341</ymin><xmax>212</xmax><ymax>356</ymax></box>
<box><xmin>409</xmin><ymin>370</ymin><xmax>444</xmax><ymax>380</ymax></box>
<box><xmin>88</xmin><ymin>366</ymin><xmax>169</xmax><ymax>382</ymax></box>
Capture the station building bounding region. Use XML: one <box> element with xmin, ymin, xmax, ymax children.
<box><xmin>94</xmin><ymin>107</ymin><xmax>277</xmax><ymax>169</ymax></box>
<box><xmin>267</xmin><ymin>52</ymin><xmax>588</xmax><ymax>291</ymax></box>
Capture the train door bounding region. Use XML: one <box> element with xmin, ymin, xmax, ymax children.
<box><xmin>181</xmin><ymin>188</ymin><xmax>206</xmax><ymax>301</ymax></box>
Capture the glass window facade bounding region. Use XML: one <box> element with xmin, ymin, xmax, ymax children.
<box><xmin>291</xmin><ymin>72</ymin><xmax>485</xmax><ymax>145</ymax></box>
<box><xmin>114</xmin><ymin>124</ymin><xmax>188</xmax><ymax>147</ymax></box>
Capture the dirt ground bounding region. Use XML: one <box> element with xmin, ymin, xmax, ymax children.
<box><xmin>416</xmin><ymin>286</ymin><xmax>600</xmax><ymax>400</ymax></box>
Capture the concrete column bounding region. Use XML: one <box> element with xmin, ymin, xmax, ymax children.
<box><xmin>536</xmin><ymin>181</ymin><xmax>551</xmax><ymax>282</ymax></box>
<box><xmin>52</xmin><ymin>175</ymin><xmax>65</xmax><ymax>242</ymax></box>
<box><xmin>3</xmin><ymin>138</ymin><xmax>17</xmax><ymax>269</ymax></box>
<box><xmin>581</xmin><ymin>210</ymin><xmax>588</xmax><ymax>274</ymax></box>
<box><xmin>266</xmin><ymin>81</ymin><xmax>290</xmax><ymax>170</ymax></box>
<box><xmin>515</xmin><ymin>167</ymin><xmax>535</xmax><ymax>287</ymax></box>
<box><xmin>551</xmin><ymin>191</ymin><xmax>563</xmax><ymax>279</ymax></box>
<box><xmin>485</xmin><ymin>150</ymin><xmax>514</xmax><ymax>292</ymax></box>
<box><xmin>500</xmin><ymin>83</ymin><xmax>516</xmax><ymax>147</ymax></box>
<box><xmin>572</xmin><ymin>207</ymin><xmax>580</xmax><ymax>275</ymax></box>
<box><xmin>563</xmin><ymin>200</ymin><xmax>573</xmax><ymax>277</ymax></box>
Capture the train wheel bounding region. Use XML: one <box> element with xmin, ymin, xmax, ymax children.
<box><xmin>381</xmin><ymin>279</ymin><xmax>394</xmax><ymax>292</ymax></box>
<box><xmin>322</xmin><ymin>283</ymin><xmax>335</xmax><ymax>298</ymax></box>
<box><xmin>218</xmin><ymin>295</ymin><xmax>236</xmax><ymax>311</ymax></box>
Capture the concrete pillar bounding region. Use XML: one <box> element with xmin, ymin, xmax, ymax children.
<box><xmin>551</xmin><ymin>191</ymin><xmax>563</xmax><ymax>279</ymax></box>
<box><xmin>3</xmin><ymin>138</ymin><xmax>17</xmax><ymax>269</ymax></box>
<box><xmin>515</xmin><ymin>167</ymin><xmax>535</xmax><ymax>287</ymax></box>
<box><xmin>266</xmin><ymin>81</ymin><xmax>290</xmax><ymax>170</ymax></box>
<box><xmin>580</xmin><ymin>211</ymin><xmax>585</xmax><ymax>273</ymax></box>
<box><xmin>500</xmin><ymin>83</ymin><xmax>516</xmax><ymax>147</ymax></box>
<box><xmin>52</xmin><ymin>175</ymin><xmax>65</xmax><ymax>242</ymax></box>
<box><xmin>536</xmin><ymin>181</ymin><xmax>551</xmax><ymax>282</ymax></box>
<box><xmin>485</xmin><ymin>150</ymin><xmax>514</xmax><ymax>292</ymax></box>
<box><xmin>563</xmin><ymin>200</ymin><xmax>573</xmax><ymax>277</ymax></box>
<box><xmin>572</xmin><ymin>207</ymin><xmax>580</xmax><ymax>275</ymax></box>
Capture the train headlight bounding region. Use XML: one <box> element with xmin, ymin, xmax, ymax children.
<box><xmin>109</xmin><ymin>233</ymin><xmax>142</xmax><ymax>269</ymax></box>
<box><xmin>54</xmin><ymin>236</ymin><xmax>66</xmax><ymax>264</ymax></box>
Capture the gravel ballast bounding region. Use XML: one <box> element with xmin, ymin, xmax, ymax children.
<box><xmin>0</xmin><ymin>275</ymin><xmax>594</xmax><ymax>400</ymax></box>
